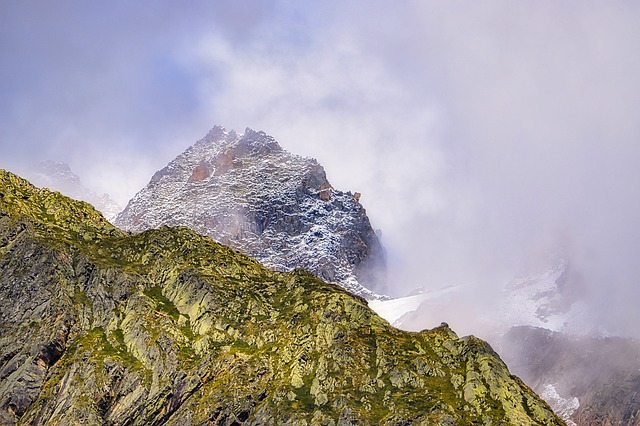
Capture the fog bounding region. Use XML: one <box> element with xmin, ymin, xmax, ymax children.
<box><xmin>2</xmin><ymin>2</ymin><xmax>639</xmax><ymax>337</ymax></box>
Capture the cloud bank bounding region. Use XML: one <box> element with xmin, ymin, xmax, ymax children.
<box><xmin>2</xmin><ymin>1</ymin><xmax>639</xmax><ymax>336</ymax></box>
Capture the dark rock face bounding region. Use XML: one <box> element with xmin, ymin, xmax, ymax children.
<box><xmin>501</xmin><ymin>326</ymin><xmax>640</xmax><ymax>426</ymax></box>
<box><xmin>0</xmin><ymin>170</ymin><xmax>565</xmax><ymax>425</ymax></box>
<box><xmin>116</xmin><ymin>126</ymin><xmax>387</xmax><ymax>299</ymax></box>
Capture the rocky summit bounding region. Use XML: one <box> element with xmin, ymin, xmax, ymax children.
<box><xmin>115</xmin><ymin>126</ymin><xmax>386</xmax><ymax>299</ymax></box>
<box><xmin>0</xmin><ymin>169</ymin><xmax>564</xmax><ymax>425</ymax></box>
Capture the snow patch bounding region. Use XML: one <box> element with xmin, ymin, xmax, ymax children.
<box><xmin>369</xmin><ymin>285</ymin><xmax>464</xmax><ymax>325</ymax></box>
<box><xmin>540</xmin><ymin>383</ymin><xmax>579</xmax><ymax>425</ymax></box>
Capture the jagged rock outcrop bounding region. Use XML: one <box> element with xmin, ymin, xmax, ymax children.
<box><xmin>115</xmin><ymin>126</ymin><xmax>386</xmax><ymax>299</ymax></box>
<box><xmin>0</xmin><ymin>169</ymin><xmax>565</xmax><ymax>425</ymax></box>
<box><xmin>22</xmin><ymin>160</ymin><xmax>121</xmax><ymax>222</ymax></box>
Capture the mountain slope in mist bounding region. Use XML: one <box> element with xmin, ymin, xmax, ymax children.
<box><xmin>370</xmin><ymin>261</ymin><xmax>636</xmax><ymax>426</ymax></box>
<box><xmin>116</xmin><ymin>126</ymin><xmax>386</xmax><ymax>299</ymax></box>
<box><xmin>370</xmin><ymin>260</ymin><xmax>588</xmax><ymax>335</ymax></box>
<box><xmin>20</xmin><ymin>160</ymin><xmax>121</xmax><ymax>222</ymax></box>
<box><xmin>501</xmin><ymin>326</ymin><xmax>640</xmax><ymax>426</ymax></box>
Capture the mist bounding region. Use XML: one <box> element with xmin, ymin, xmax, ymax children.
<box><xmin>2</xmin><ymin>2</ymin><xmax>640</xmax><ymax>337</ymax></box>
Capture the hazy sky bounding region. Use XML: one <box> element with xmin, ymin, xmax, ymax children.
<box><xmin>2</xmin><ymin>1</ymin><xmax>640</xmax><ymax>335</ymax></box>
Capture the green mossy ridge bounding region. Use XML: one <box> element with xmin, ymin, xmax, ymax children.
<box><xmin>73</xmin><ymin>286</ymin><xmax>92</xmax><ymax>308</ymax></box>
<box><xmin>0</xmin><ymin>169</ymin><xmax>565</xmax><ymax>425</ymax></box>
<box><xmin>143</xmin><ymin>285</ymin><xmax>181</xmax><ymax>320</ymax></box>
<box><xmin>64</xmin><ymin>328</ymin><xmax>147</xmax><ymax>374</ymax></box>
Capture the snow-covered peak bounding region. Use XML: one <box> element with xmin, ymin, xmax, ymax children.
<box><xmin>117</xmin><ymin>126</ymin><xmax>387</xmax><ymax>299</ymax></box>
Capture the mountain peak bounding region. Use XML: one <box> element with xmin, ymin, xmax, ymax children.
<box><xmin>205</xmin><ymin>124</ymin><xmax>227</xmax><ymax>138</ymax></box>
<box><xmin>117</xmin><ymin>126</ymin><xmax>387</xmax><ymax>299</ymax></box>
<box><xmin>34</xmin><ymin>160</ymin><xmax>81</xmax><ymax>186</ymax></box>
<box><xmin>197</xmin><ymin>125</ymin><xmax>282</xmax><ymax>154</ymax></box>
<box><xmin>239</xmin><ymin>127</ymin><xmax>282</xmax><ymax>153</ymax></box>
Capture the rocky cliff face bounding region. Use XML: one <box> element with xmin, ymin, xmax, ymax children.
<box><xmin>116</xmin><ymin>126</ymin><xmax>386</xmax><ymax>299</ymax></box>
<box><xmin>0</xmin><ymin>169</ymin><xmax>564</xmax><ymax>425</ymax></box>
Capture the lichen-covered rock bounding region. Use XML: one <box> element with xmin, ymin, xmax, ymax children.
<box><xmin>0</xmin><ymin>170</ymin><xmax>564</xmax><ymax>425</ymax></box>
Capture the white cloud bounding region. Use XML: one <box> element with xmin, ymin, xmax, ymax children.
<box><xmin>194</xmin><ymin>29</ymin><xmax>446</xmax><ymax>228</ymax></box>
<box><xmin>2</xmin><ymin>1</ymin><xmax>640</xmax><ymax>335</ymax></box>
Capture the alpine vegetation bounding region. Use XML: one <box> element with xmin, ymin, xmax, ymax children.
<box><xmin>0</xmin><ymin>170</ymin><xmax>563</xmax><ymax>425</ymax></box>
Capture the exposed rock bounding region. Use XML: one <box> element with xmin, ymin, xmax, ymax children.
<box><xmin>0</xmin><ymin>169</ymin><xmax>565</xmax><ymax>425</ymax></box>
<box><xmin>115</xmin><ymin>126</ymin><xmax>387</xmax><ymax>299</ymax></box>
<box><xmin>188</xmin><ymin>163</ymin><xmax>210</xmax><ymax>182</ymax></box>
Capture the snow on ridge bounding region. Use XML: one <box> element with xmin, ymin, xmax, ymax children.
<box><xmin>369</xmin><ymin>259</ymin><xmax>593</xmax><ymax>336</ymax></box>
<box><xmin>501</xmin><ymin>262</ymin><xmax>569</xmax><ymax>331</ymax></box>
